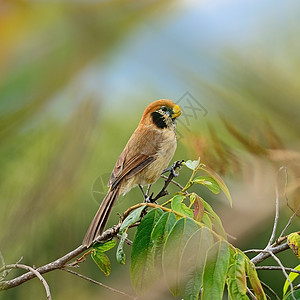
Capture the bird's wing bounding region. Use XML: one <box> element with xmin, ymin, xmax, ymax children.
<box><xmin>109</xmin><ymin>153</ymin><xmax>154</xmax><ymax>189</ymax></box>
<box><xmin>108</xmin><ymin>126</ymin><xmax>162</xmax><ymax>189</ymax></box>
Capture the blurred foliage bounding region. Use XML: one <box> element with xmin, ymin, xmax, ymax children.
<box><xmin>0</xmin><ymin>1</ymin><xmax>177</xmax><ymax>299</ymax></box>
<box><xmin>1</xmin><ymin>0</ymin><xmax>300</xmax><ymax>299</ymax></box>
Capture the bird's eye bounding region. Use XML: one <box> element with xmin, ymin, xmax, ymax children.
<box><xmin>161</xmin><ymin>106</ymin><xmax>168</xmax><ymax>112</ymax></box>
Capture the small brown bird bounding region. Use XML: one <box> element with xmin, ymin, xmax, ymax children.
<box><xmin>82</xmin><ymin>99</ymin><xmax>182</xmax><ymax>247</ymax></box>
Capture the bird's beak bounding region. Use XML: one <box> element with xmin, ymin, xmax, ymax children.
<box><xmin>172</xmin><ymin>104</ymin><xmax>182</xmax><ymax>118</ymax></box>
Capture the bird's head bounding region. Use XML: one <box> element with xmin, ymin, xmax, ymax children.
<box><xmin>140</xmin><ymin>99</ymin><xmax>182</xmax><ymax>129</ymax></box>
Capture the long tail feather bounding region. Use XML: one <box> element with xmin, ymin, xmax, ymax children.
<box><xmin>82</xmin><ymin>186</ymin><xmax>121</xmax><ymax>247</ymax></box>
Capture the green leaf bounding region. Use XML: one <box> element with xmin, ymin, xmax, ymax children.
<box><xmin>201</xmin><ymin>212</ymin><xmax>212</xmax><ymax>230</ymax></box>
<box><xmin>202</xmin><ymin>240</ymin><xmax>230</xmax><ymax>300</ymax></box>
<box><xmin>191</xmin><ymin>193</ymin><xmax>204</xmax><ymax>222</ymax></box>
<box><xmin>202</xmin><ymin>199</ymin><xmax>227</xmax><ymax>239</ymax></box>
<box><xmin>92</xmin><ymin>240</ymin><xmax>117</xmax><ymax>252</ymax></box>
<box><xmin>283</xmin><ymin>289</ymin><xmax>300</xmax><ymax>300</ymax></box>
<box><xmin>200</xmin><ymin>166</ymin><xmax>232</xmax><ymax>207</ymax></box>
<box><xmin>91</xmin><ymin>240</ymin><xmax>116</xmax><ymax>275</ymax></box>
<box><xmin>162</xmin><ymin>217</ymin><xmax>199</xmax><ymax>296</ymax></box>
<box><xmin>119</xmin><ymin>205</ymin><xmax>146</xmax><ymax>233</ymax></box>
<box><xmin>184</xmin><ymin>158</ymin><xmax>200</xmax><ymax>170</ymax></box>
<box><xmin>151</xmin><ymin>211</ymin><xmax>177</xmax><ymax>268</ymax></box>
<box><xmin>91</xmin><ymin>250</ymin><xmax>111</xmax><ymax>276</ymax></box>
<box><xmin>227</xmin><ymin>249</ymin><xmax>249</xmax><ymax>300</ymax></box>
<box><xmin>180</xmin><ymin>227</ymin><xmax>214</xmax><ymax>300</ymax></box>
<box><xmin>193</xmin><ymin>176</ymin><xmax>220</xmax><ymax>194</ymax></box>
<box><xmin>116</xmin><ymin>232</ymin><xmax>127</xmax><ymax>265</ymax></box>
<box><xmin>283</xmin><ymin>264</ymin><xmax>300</xmax><ymax>296</ymax></box>
<box><xmin>245</xmin><ymin>259</ymin><xmax>266</xmax><ymax>300</ymax></box>
<box><xmin>287</xmin><ymin>232</ymin><xmax>300</xmax><ymax>259</ymax></box>
<box><xmin>130</xmin><ymin>208</ymin><xmax>163</xmax><ymax>295</ymax></box>
<box><xmin>171</xmin><ymin>195</ymin><xmax>194</xmax><ymax>218</ymax></box>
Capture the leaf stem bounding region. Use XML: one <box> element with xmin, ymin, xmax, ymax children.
<box><xmin>181</xmin><ymin>169</ymin><xmax>197</xmax><ymax>193</ymax></box>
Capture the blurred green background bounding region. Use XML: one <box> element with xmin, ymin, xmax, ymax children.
<box><xmin>1</xmin><ymin>0</ymin><xmax>299</xmax><ymax>299</ymax></box>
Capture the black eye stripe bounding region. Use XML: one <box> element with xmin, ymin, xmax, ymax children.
<box><xmin>151</xmin><ymin>111</ymin><xmax>168</xmax><ymax>129</ymax></box>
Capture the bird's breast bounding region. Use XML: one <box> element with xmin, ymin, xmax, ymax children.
<box><xmin>119</xmin><ymin>127</ymin><xmax>177</xmax><ymax>195</ymax></box>
<box><xmin>137</xmin><ymin>129</ymin><xmax>177</xmax><ymax>185</ymax></box>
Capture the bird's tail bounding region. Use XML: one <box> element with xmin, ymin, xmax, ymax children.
<box><xmin>82</xmin><ymin>186</ymin><xmax>121</xmax><ymax>248</ymax></box>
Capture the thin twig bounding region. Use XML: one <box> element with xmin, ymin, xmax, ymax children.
<box><xmin>68</xmin><ymin>250</ymin><xmax>91</xmax><ymax>267</ymax></box>
<box><xmin>0</xmin><ymin>252</ymin><xmax>5</xmax><ymax>267</ymax></box>
<box><xmin>256</xmin><ymin>266</ymin><xmax>300</xmax><ymax>274</ymax></box>
<box><xmin>116</xmin><ymin>234</ymin><xmax>133</xmax><ymax>246</ymax></box>
<box><xmin>294</xmin><ymin>284</ymin><xmax>300</xmax><ymax>290</ymax></box>
<box><xmin>138</xmin><ymin>185</ymin><xmax>147</xmax><ymax>199</ymax></box>
<box><xmin>1</xmin><ymin>264</ymin><xmax>51</xmax><ymax>300</ymax></box>
<box><xmin>160</xmin><ymin>175</ymin><xmax>184</xmax><ymax>190</ymax></box>
<box><xmin>281</xmin><ymin>167</ymin><xmax>296</xmax><ymax>214</ymax></box>
<box><xmin>259</xmin><ymin>280</ymin><xmax>281</xmax><ymax>300</ymax></box>
<box><xmin>268</xmin><ymin>167</ymin><xmax>286</xmax><ymax>247</ymax></box>
<box><xmin>247</xmin><ymin>287</ymin><xmax>257</xmax><ymax>300</ymax></box>
<box><xmin>61</xmin><ymin>268</ymin><xmax>138</xmax><ymax>299</ymax></box>
<box><xmin>0</xmin><ymin>252</ymin><xmax>6</xmax><ymax>281</ymax></box>
<box><xmin>268</xmin><ymin>251</ymin><xmax>296</xmax><ymax>300</ymax></box>
<box><xmin>146</xmin><ymin>184</ymin><xmax>152</xmax><ymax>196</ymax></box>
<box><xmin>0</xmin><ymin>255</ymin><xmax>23</xmax><ymax>281</ymax></box>
<box><xmin>278</xmin><ymin>203</ymin><xmax>300</xmax><ymax>242</ymax></box>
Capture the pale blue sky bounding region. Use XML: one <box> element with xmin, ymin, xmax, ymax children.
<box><xmin>50</xmin><ymin>0</ymin><xmax>300</xmax><ymax>117</ymax></box>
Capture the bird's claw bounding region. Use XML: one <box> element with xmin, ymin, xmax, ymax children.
<box><xmin>171</xmin><ymin>167</ymin><xmax>179</xmax><ymax>177</ymax></box>
<box><xmin>143</xmin><ymin>193</ymin><xmax>158</xmax><ymax>204</ymax></box>
<box><xmin>162</xmin><ymin>160</ymin><xmax>184</xmax><ymax>177</ymax></box>
<box><xmin>144</xmin><ymin>194</ymin><xmax>151</xmax><ymax>203</ymax></box>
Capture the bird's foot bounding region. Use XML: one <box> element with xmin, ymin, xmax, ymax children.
<box><xmin>144</xmin><ymin>194</ymin><xmax>151</xmax><ymax>203</ymax></box>
<box><xmin>144</xmin><ymin>192</ymin><xmax>158</xmax><ymax>204</ymax></box>
<box><xmin>139</xmin><ymin>185</ymin><xmax>157</xmax><ymax>203</ymax></box>
<box><xmin>162</xmin><ymin>160</ymin><xmax>184</xmax><ymax>177</ymax></box>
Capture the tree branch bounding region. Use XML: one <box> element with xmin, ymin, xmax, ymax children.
<box><xmin>150</xmin><ymin>160</ymin><xmax>184</xmax><ymax>202</ymax></box>
<box><xmin>247</xmin><ymin>167</ymin><xmax>294</xmax><ymax>265</ymax></box>
<box><xmin>247</xmin><ymin>243</ymin><xmax>289</xmax><ymax>265</ymax></box>
<box><xmin>0</xmin><ymin>264</ymin><xmax>52</xmax><ymax>300</ymax></box>
<box><xmin>0</xmin><ymin>221</ymin><xmax>125</xmax><ymax>292</ymax></box>
<box><xmin>0</xmin><ymin>245</ymin><xmax>84</xmax><ymax>291</ymax></box>
<box><xmin>256</xmin><ymin>266</ymin><xmax>300</xmax><ymax>275</ymax></box>
<box><xmin>160</xmin><ymin>175</ymin><xmax>184</xmax><ymax>190</ymax></box>
<box><xmin>247</xmin><ymin>249</ymin><xmax>296</xmax><ymax>300</ymax></box>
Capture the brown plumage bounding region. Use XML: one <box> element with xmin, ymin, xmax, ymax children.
<box><xmin>82</xmin><ymin>99</ymin><xmax>181</xmax><ymax>247</ymax></box>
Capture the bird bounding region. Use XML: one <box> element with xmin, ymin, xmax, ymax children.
<box><xmin>82</xmin><ymin>99</ymin><xmax>182</xmax><ymax>247</ymax></box>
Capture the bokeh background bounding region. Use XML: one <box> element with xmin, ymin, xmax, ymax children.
<box><xmin>1</xmin><ymin>0</ymin><xmax>299</xmax><ymax>299</ymax></box>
